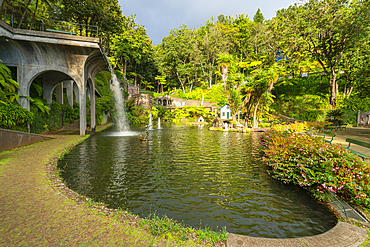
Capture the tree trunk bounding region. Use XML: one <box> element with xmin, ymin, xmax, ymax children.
<box><xmin>29</xmin><ymin>0</ymin><xmax>39</xmax><ymax>30</ymax></box>
<box><xmin>189</xmin><ymin>77</ymin><xmax>193</xmax><ymax>92</ymax></box>
<box><xmin>244</xmin><ymin>105</ymin><xmax>252</xmax><ymax>128</ymax></box>
<box><xmin>176</xmin><ymin>72</ymin><xmax>186</xmax><ymax>94</ymax></box>
<box><xmin>18</xmin><ymin>0</ymin><xmax>33</xmax><ymax>28</ymax></box>
<box><xmin>330</xmin><ymin>68</ymin><xmax>338</xmax><ymax>105</ymax></box>
<box><xmin>209</xmin><ymin>71</ymin><xmax>213</xmax><ymax>88</ymax></box>
<box><xmin>134</xmin><ymin>64</ymin><xmax>137</xmax><ymax>86</ymax></box>
<box><xmin>123</xmin><ymin>60</ymin><xmax>127</xmax><ymax>83</ymax></box>
<box><xmin>221</xmin><ymin>66</ymin><xmax>228</xmax><ymax>91</ymax></box>
<box><xmin>252</xmin><ymin>96</ymin><xmax>262</xmax><ymax>128</ymax></box>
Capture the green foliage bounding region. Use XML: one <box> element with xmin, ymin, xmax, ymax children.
<box><xmin>146</xmin><ymin>214</ymin><xmax>228</xmax><ymax>244</ymax></box>
<box><xmin>109</xmin><ymin>17</ymin><xmax>156</xmax><ymax>87</ymax></box>
<box><xmin>272</xmin><ymin>75</ymin><xmax>333</xmax><ymax>121</ymax></box>
<box><xmin>253</xmin><ymin>8</ymin><xmax>265</xmax><ymax>23</ymax></box>
<box><xmin>30</xmin><ymin>102</ymin><xmax>79</xmax><ymax>133</ymax></box>
<box><xmin>174</xmin><ymin>84</ymin><xmax>227</xmax><ymax>106</ymax></box>
<box><xmin>262</xmin><ymin>127</ymin><xmax>370</xmax><ymax>208</ymax></box>
<box><xmin>164</xmin><ymin>108</ymin><xmax>190</xmax><ymax>122</ymax></box>
<box><xmin>0</xmin><ymin>103</ymin><xmax>34</xmax><ymax>130</ymax></box>
<box><xmin>124</xmin><ymin>101</ymin><xmax>151</xmax><ymax>125</ymax></box>
<box><xmin>151</xmin><ymin>105</ymin><xmax>166</xmax><ymax>118</ymax></box>
<box><xmin>275</xmin><ymin>0</ymin><xmax>370</xmax><ymax>104</ymax></box>
<box><xmin>95</xmin><ymin>71</ymin><xmax>115</xmax><ymax>126</ymax></box>
<box><xmin>163</xmin><ymin>106</ymin><xmax>214</xmax><ymax>123</ymax></box>
<box><xmin>333</xmin><ymin>93</ymin><xmax>370</xmax><ymax>126</ymax></box>
<box><xmin>0</xmin><ymin>59</ymin><xmax>19</xmax><ymax>105</ymax></box>
<box><xmin>273</xmin><ymin>94</ymin><xmax>329</xmax><ymax>121</ymax></box>
<box><xmin>326</xmin><ymin>109</ymin><xmax>345</xmax><ymax>125</ymax></box>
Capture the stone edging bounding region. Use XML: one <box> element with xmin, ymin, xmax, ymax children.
<box><xmin>227</xmin><ymin>222</ymin><xmax>368</xmax><ymax>247</ymax></box>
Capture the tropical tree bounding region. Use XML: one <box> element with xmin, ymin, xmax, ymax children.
<box><xmin>244</xmin><ymin>64</ymin><xmax>281</xmax><ymax>128</ymax></box>
<box><xmin>155</xmin><ymin>75</ymin><xmax>167</xmax><ymax>93</ymax></box>
<box><xmin>0</xmin><ymin>60</ymin><xmax>19</xmax><ymax>105</ymax></box>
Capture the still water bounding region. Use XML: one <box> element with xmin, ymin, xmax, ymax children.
<box><xmin>59</xmin><ymin>125</ymin><xmax>337</xmax><ymax>238</ymax></box>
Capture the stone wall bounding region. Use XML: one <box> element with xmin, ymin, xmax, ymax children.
<box><xmin>0</xmin><ymin>128</ymin><xmax>53</xmax><ymax>152</ymax></box>
<box><xmin>131</xmin><ymin>94</ymin><xmax>153</xmax><ymax>109</ymax></box>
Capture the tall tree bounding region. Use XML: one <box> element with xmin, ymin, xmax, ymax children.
<box><xmin>253</xmin><ymin>8</ymin><xmax>265</xmax><ymax>23</ymax></box>
<box><xmin>276</xmin><ymin>0</ymin><xmax>370</xmax><ymax>105</ymax></box>
<box><xmin>158</xmin><ymin>25</ymin><xmax>196</xmax><ymax>93</ymax></box>
<box><xmin>109</xmin><ymin>18</ymin><xmax>153</xmax><ymax>86</ymax></box>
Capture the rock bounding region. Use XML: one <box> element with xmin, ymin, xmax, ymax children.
<box><xmin>131</xmin><ymin>93</ymin><xmax>153</xmax><ymax>109</ymax></box>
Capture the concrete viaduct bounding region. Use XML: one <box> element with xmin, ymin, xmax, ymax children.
<box><xmin>0</xmin><ymin>20</ymin><xmax>110</xmax><ymax>135</ymax></box>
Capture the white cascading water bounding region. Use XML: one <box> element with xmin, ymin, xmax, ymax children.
<box><xmin>148</xmin><ymin>113</ymin><xmax>153</xmax><ymax>130</ymax></box>
<box><xmin>111</xmin><ymin>73</ymin><xmax>130</xmax><ymax>132</ymax></box>
<box><xmin>158</xmin><ymin>117</ymin><xmax>161</xmax><ymax>129</ymax></box>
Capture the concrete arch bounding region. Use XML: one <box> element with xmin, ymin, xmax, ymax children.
<box><xmin>18</xmin><ymin>66</ymin><xmax>81</xmax><ymax>110</ymax></box>
<box><xmin>0</xmin><ymin>22</ymin><xmax>109</xmax><ymax>135</ymax></box>
<box><xmin>23</xmin><ymin>66</ymin><xmax>82</xmax><ymax>93</ymax></box>
<box><xmin>84</xmin><ymin>50</ymin><xmax>110</xmax><ymax>81</ymax></box>
<box><xmin>85</xmin><ymin>78</ymin><xmax>96</xmax><ymax>131</ymax></box>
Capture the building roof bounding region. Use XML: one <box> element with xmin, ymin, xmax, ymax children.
<box><xmin>218</xmin><ymin>103</ymin><xmax>230</xmax><ymax>111</ymax></box>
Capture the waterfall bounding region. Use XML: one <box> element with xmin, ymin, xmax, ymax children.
<box><xmin>148</xmin><ymin>113</ymin><xmax>153</xmax><ymax>130</ymax></box>
<box><xmin>111</xmin><ymin>74</ymin><xmax>130</xmax><ymax>132</ymax></box>
<box><xmin>158</xmin><ymin>117</ymin><xmax>161</xmax><ymax>129</ymax></box>
<box><xmin>98</xmin><ymin>45</ymin><xmax>130</xmax><ymax>132</ymax></box>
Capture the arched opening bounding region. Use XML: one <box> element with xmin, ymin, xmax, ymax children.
<box><xmin>86</xmin><ymin>78</ymin><xmax>96</xmax><ymax>131</ymax></box>
<box><xmin>28</xmin><ymin>70</ymin><xmax>81</xmax><ymax>134</ymax></box>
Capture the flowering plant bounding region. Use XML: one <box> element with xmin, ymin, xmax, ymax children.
<box><xmin>262</xmin><ymin>126</ymin><xmax>370</xmax><ymax>208</ymax></box>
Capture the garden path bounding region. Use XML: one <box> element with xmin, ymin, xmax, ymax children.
<box><xmin>320</xmin><ymin>127</ymin><xmax>370</xmax><ymax>156</ymax></box>
<box><xmin>0</xmin><ymin>124</ymin><xmax>187</xmax><ymax>246</ymax></box>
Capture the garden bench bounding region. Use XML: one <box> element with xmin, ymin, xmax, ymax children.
<box><xmin>345</xmin><ymin>138</ymin><xmax>370</xmax><ymax>159</ymax></box>
<box><xmin>322</xmin><ymin>123</ymin><xmax>347</xmax><ymax>132</ymax></box>
<box><xmin>46</xmin><ymin>29</ymin><xmax>76</xmax><ymax>35</ymax></box>
<box><xmin>322</xmin><ymin>124</ymin><xmax>335</xmax><ymax>132</ymax></box>
<box><xmin>322</xmin><ymin>131</ymin><xmax>336</xmax><ymax>144</ymax></box>
<box><xmin>305</xmin><ymin>127</ymin><xmax>317</xmax><ymax>137</ymax></box>
<box><xmin>338</xmin><ymin>123</ymin><xmax>347</xmax><ymax>130</ymax></box>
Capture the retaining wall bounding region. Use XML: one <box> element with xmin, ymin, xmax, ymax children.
<box><xmin>0</xmin><ymin>128</ymin><xmax>53</xmax><ymax>152</ymax></box>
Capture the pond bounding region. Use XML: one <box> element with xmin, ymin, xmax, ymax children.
<box><xmin>58</xmin><ymin>125</ymin><xmax>337</xmax><ymax>238</ymax></box>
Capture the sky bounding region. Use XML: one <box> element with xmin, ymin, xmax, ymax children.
<box><xmin>118</xmin><ymin>0</ymin><xmax>297</xmax><ymax>46</ymax></box>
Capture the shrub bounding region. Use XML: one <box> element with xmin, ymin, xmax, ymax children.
<box><xmin>326</xmin><ymin>109</ymin><xmax>345</xmax><ymax>125</ymax></box>
<box><xmin>262</xmin><ymin>127</ymin><xmax>370</xmax><ymax>208</ymax></box>
<box><xmin>0</xmin><ymin>103</ymin><xmax>34</xmax><ymax>130</ymax></box>
<box><xmin>271</xmin><ymin>94</ymin><xmax>329</xmax><ymax>121</ymax></box>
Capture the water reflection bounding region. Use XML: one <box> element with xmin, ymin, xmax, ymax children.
<box><xmin>59</xmin><ymin>125</ymin><xmax>337</xmax><ymax>238</ymax></box>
